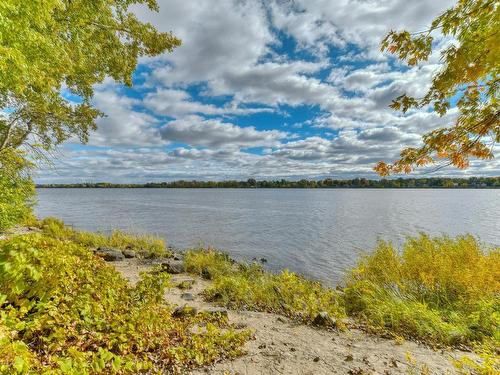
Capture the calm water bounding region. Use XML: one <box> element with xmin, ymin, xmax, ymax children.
<box><xmin>35</xmin><ymin>188</ymin><xmax>499</xmax><ymax>284</ymax></box>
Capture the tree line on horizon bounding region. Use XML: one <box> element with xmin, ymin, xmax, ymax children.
<box><xmin>38</xmin><ymin>176</ymin><xmax>500</xmax><ymax>189</ymax></box>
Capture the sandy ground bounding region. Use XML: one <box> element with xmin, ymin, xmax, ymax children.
<box><xmin>112</xmin><ymin>258</ymin><xmax>470</xmax><ymax>375</ymax></box>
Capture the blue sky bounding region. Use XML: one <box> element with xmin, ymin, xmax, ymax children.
<box><xmin>38</xmin><ymin>0</ymin><xmax>499</xmax><ymax>183</ymax></box>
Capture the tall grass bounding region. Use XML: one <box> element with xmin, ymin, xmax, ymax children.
<box><xmin>184</xmin><ymin>248</ymin><xmax>346</xmax><ymax>325</ymax></box>
<box><xmin>344</xmin><ymin>234</ymin><xmax>499</xmax><ymax>347</ymax></box>
<box><xmin>38</xmin><ymin>217</ymin><xmax>168</xmax><ymax>258</ymax></box>
<box><xmin>184</xmin><ymin>235</ymin><xmax>499</xmax><ymax>352</ymax></box>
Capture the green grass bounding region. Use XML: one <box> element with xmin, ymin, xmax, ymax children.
<box><xmin>38</xmin><ymin>217</ymin><xmax>169</xmax><ymax>258</ymax></box>
<box><xmin>184</xmin><ymin>248</ymin><xmax>346</xmax><ymax>326</ymax></box>
<box><xmin>343</xmin><ymin>234</ymin><xmax>500</xmax><ymax>348</ymax></box>
<box><xmin>0</xmin><ymin>234</ymin><xmax>250</xmax><ymax>374</ymax></box>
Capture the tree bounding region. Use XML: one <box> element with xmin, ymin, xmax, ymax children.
<box><xmin>0</xmin><ymin>0</ymin><xmax>180</xmax><ymax>152</ymax></box>
<box><xmin>375</xmin><ymin>0</ymin><xmax>499</xmax><ymax>176</ymax></box>
<box><xmin>0</xmin><ymin>1</ymin><xmax>179</xmax><ymax>230</ymax></box>
<box><xmin>0</xmin><ymin>149</ymin><xmax>35</xmax><ymax>230</ymax></box>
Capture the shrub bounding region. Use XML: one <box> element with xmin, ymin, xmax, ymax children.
<box><xmin>185</xmin><ymin>248</ymin><xmax>346</xmax><ymax>324</ymax></box>
<box><xmin>344</xmin><ymin>234</ymin><xmax>500</xmax><ymax>347</ymax></box>
<box><xmin>0</xmin><ymin>150</ymin><xmax>35</xmax><ymax>231</ymax></box>
<box><xmin>0</xmin><ymin>234</ymin><xmax>250</xmax><ymax>374</ymax></box>
<box><xmin>38</xmin><ymin>217</ymin><xmax>168</xmax><ymax>258</ymax></box>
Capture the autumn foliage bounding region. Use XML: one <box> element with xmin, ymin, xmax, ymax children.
<box><xmin>376</xmin><ymin>0</ymin><xmax>499</xmax><ymax>175</ymax></box>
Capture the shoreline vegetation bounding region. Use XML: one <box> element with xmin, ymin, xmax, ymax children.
<box><xmin>37</xmin><ymin>176</ymin><xmax>500</xmax><ymax>189</ymax></box>
<box><xmin>1</xmin><ymin>217</ymin><xmax>498</xmax><ymax>373</ymax></box>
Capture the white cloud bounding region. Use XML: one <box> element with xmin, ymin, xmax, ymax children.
<box><xmin>144</xmin><ymin>89</ymin><xmax>273</xmax><ymax>117</ymax></box>
<box><xmin>269</xmin><ymin>0</ymin><xmax>455</xmax><ymax>54</ymax></box>
<box><xmin>159</xmin><ymin>115</ymin><xmax>288</xmax><ymax>148</ymax></box>
<box><xmin>89</xmin><ymin>87</ymin><xmax>162</xmax><ymax>147</ymax></box>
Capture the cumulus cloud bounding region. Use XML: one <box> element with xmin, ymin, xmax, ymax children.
<box><xmin>269</xmin><ymin>0</ymin><xmax>455</xmax><ymax>54</ymax></box>
<box><xmin>144</xmin><ymin>89</ymin><xmax>274</xmax><ymax>117</ymax></box>
<box><xmin>88</xmin><ymin>87</ymin><xmax>163</xmax><ymax>147</ymax></box>
<box><xmin>159</xmin><ymin>115</ymin><xmax>288</xmax><ymax>148</ymax></box>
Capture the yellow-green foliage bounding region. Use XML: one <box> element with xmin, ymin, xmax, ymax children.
<box><xmin>39</xmin><ymin>217</ymin><xmax>168</xmax><ymax>258</ymax></box>
<box><xmin>184</xmin><ymin>248</ymin><xmax>235</xmax><ymax>278</ymax></box>
<box><xmin>344</xmin><ymin>234</ymin><xmax>500</xmax><ymax>347</ymax></box>
<box><xmin>453</xmin><ymin>342</ymin><xmax>500</xmax><ymax>375</ymax></box>
<box><xmin>185</xmin><ymin>249</ymin><xmax>346</xmax><ymax>324</ymax></box>
<box><xmin>0</xmin><ymin>234</ymin><xmax>250</xmax><ymax>374</ymax></box>
<box><xmin>0</xmin><ymin>150</ymin><xmax>35</xmax><ymax>232</ymax></box>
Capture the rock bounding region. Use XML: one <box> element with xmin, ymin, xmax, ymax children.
<box><xmin>312</xmin><ymin>311</ymin><xmax>336</xmax><ymax>327</ymax></box>
<box><xmin>172</xmin><ymin>305</ymin><xmax>197</xmax><ymax>318</ymax></box>
<box><xmin>313</xmin><ymin>356</ymin><xmax>320</xmax><ymax>363</ymax></box>
<box><xmin>277</xmin><ymin>316</ymin><xmax>287</xmax><ymax>323</ymax></box>
<box><xmin>172</xmin><ymin>252</ymin><xmax>184</xmax><ymax>261</ymax></box>
<box><xmin>258</xmin><ymin>343</ymin><xmax>267</xmax><ymax>349</ymax></box>
<box><xmin>260</xmin><ymin>257</ymin><xmax>268</xmax><ymax>263</ymax></box>
<box><xmin>181</xmin><ymin>293</ymin><xmax>195</xmax><ymax>301</ymax></box>
<box><xmin>204</xmin><ymin>308</ymin><xmax>228</xmax><ymax>318</ymax></box>
<box><xmin>201</xmin><ymin>267</ymin><xmax>212</xmax><ymax>280</ymax></box>
<box><xmin>345</xmin><ymin>354</ymin><xmax>354</xmax><ymax>362</ymax></box>
<box><xmin>161</xmin><ymin>260</ymin><xmax>185</xmax><ymax>274</ymax></box>
<box><xmin>122</xmin><ymin>249</ymin><xmax>136</xmax><ymax>258</ymax></box>
<box><xmin>95</xmin><ymin>247</ymin><xmax>124</xmax><ymax>261</ymax></box>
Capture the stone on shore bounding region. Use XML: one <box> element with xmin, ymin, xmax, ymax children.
<box><xmin>312</xmin><ymin>311</ymin><xmax>337</xmax><ymax>327</ymax></box>
<box><xmin>181</xmin><ymin>293</ymin><xmax>195</xmax><ymax>301</ymax></box>
<box><xmin>122</xmin><ymin>249</ymin><xmax>136</xmax><ymax>258</ymax></box>
<box><xmin>172</xmin><ymin>252</ymin><xmax>184</xmax><ymax>261</ymax></box>
<box><xmin>94</xmin><ymin>247</ymin><xmax>124</xmax><ymax>261</ymax></box>
<box><xmin>160</xmin><ymin>260</ymin><xmax>185</xmax><ymax>274</ymax></box>
<box><xmin>172</xmin><ymin>305</ymin><xmax>197</xmax><ymax>317</ymax></box>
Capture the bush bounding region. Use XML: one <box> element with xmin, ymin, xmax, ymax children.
<box><xmin>185</xmin><ymin>248</ymin><xmax>346</xmax><ymax>324</ymax></box>
<box><xmin>38</xmin><ymin>217</ymin><xmax>168</xmax><ymax>258</ymax></box>
<box><xmin>0</xmin><ymin>234</ymin><xmax>250</xmax><ymax>374</ymax></box>
<box><xmin>0</xmin><ymin>150</ymin><xmax>35</xmax><ymax>231</ymax></box>
<box><xmin>344</xmin><ymin>234</ymin><xmax>500</xmax><ymax>347</ymax></box>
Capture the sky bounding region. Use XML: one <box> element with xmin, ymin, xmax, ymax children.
<box><xmin>38</xmin><ymin>0</ymin><xmax>500</xmax><ymax>183</ymax></box>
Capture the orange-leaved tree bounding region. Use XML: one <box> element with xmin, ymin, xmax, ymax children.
<box><xmin>375</xmin><ymin>0</ymin><xmax>499</xmax><ymax>176</ymax></box>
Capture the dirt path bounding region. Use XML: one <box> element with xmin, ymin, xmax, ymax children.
<box><xmin>113</xmin><ymin>259</ymin><xmax>466</xmax><ymax>375</ymax></box>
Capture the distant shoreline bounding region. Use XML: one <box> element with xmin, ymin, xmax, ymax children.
<box><xmin>36</xmin><ymin>176</ymin><xmax>499</xmax><ymax>189</ymax></box>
